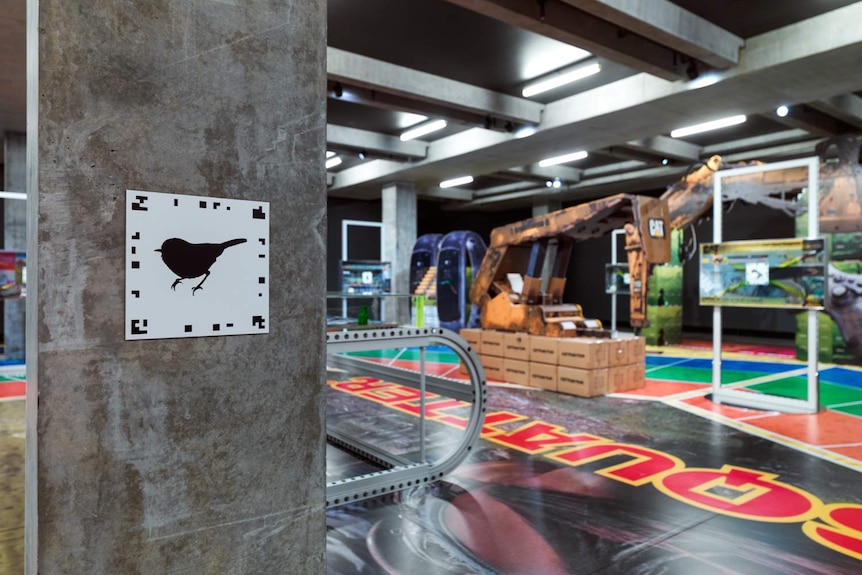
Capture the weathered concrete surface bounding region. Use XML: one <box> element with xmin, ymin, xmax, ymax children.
<box><xmin>382</xmin><ymin>183</ymin><xmax>417</xmax><ymax>323</ymax></box>
<box><xmin>0</xmin><ymin>399</ymin><xmax>24</xmax><ymax>574</ymax></box>
<box><xmin>28</xmin><ymin>1</ymin><xmax>327</xmax><ymax>573</ymax></box>
<box><xmin>4</xmin><ymin>131</ymin><xmax>26</xmax><ymax>360</ymax></box>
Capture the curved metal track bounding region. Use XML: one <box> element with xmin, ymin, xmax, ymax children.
<box><xmin>326</xmin><ymin>326</ymin><xmax>486</xmax><ymax>508</ymax></box>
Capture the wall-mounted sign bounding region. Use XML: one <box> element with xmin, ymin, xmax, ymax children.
<box><xmin>699</xmin><ymin>238</ymin><xmax>826</xmax><ymax>309</ymax></box>
<box><xmin>125</xmin><ymin>190</ymin><xmax>270</xmax><ymax>340</ymax></box>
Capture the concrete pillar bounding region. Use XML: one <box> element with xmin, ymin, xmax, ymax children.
<box><xmin>26</xmin><ymin>2</ymin><xmax>326</xmax><ymax>574</ymax></box>
<box><xmin>532</xmin><ymin>200</ymin><xmax>562</xmax><ymax>292</ymax></box>
<box><xmin>3</xmin><ymin>132</ymin><xmax>26</xmax><ymax>361</ymax></box>
<box><xmin>382</xmin><ymin>182</ymin><xmax>417</xmax><ymax>323</ymax></box>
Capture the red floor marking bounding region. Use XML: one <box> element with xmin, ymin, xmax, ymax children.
<box><xmin>619</xmin><ymin>379</ymin><xmax>708</xmax><ymax>397</ymax></box>
<box><xmin>746</xmin><ymin>410</ymin><xmax>862</xmax><ymax>446</ymax></box>
<box><xmin>0</xmin><ymin>380</ymin><xmax>25</xmax><ymax>399</ymax></box>
<box><xmin>829</xmin><ymin>445</ymin><xmax>862</xmax><ymax>460</ymax></box>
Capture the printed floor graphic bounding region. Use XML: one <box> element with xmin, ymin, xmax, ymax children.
<box><xmin>327</xmin><ymin>345</ymin><xmax>862</xmax><ymax>574</ymax></box>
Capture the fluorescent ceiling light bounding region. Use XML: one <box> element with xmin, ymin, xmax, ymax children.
<box><xmin>524</xmin><ymin>46</ymin><xmax>591</xmax><ymax>80</ymax></box>
<box><xmin>400</xmin><ymin>119</ymin><xmax>447</xmax><ymax>142</ymax></box>
<box><xmin>538</xmin><ymin>151</ymin><xmax>588</xmax><ymax>167</ymax></box>
<box><xmin>326</xmin><ymin>156</ymin><xmax>342</xmax><ymax>170</ymax></box>
<box><xmin>326</xmin><ymin>150</ymin><xmax>336</xmax><ymax>158</ymax></box>
<box><xmin>514</xmin><ymin>126</ymin><xmax>537</xmax><ymax>139</ymax></box>
<box><xmin>439</xmin><ymin>175</ymin><xmax>473</xmax><ymax>189</ymax></box>
<box><xmin>398</xmin><ymin>112</ymin><xmax>429</xmax><ymax>129</ymax></box>
<box><xmin>522</xmin><ymin>62</ymin><xmax>601</xmax><ymax>98</ymax></box>
<box><xmin>670</xmin><ymin>114</ymin><xmax>747</xmax><ymax>138</ymax></box>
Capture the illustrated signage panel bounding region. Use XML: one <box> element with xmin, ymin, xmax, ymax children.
<box><xmin>125</xmin><ymin>190</ymin><xmax>270</xmax><ymax>340</ymax></box>
<box><xmin>604</xmin><ymin>263</ymin><xmax>630</xmax><ymax>295</ymax></box>
<box><xmin>699</xmin><ymin>237</ymin><xmax>827</xmax><ymax>309</ymax></box>
<box><xmin>0</xmin><ymin>251</ymin><xmax>26</xmax><ymax>298</ymax></box>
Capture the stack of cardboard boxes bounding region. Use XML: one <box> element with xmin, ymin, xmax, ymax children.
<box><xmin>460</xmin><ymin>329</ymin><xmax>645</xmax><ymax>397</ymax></box>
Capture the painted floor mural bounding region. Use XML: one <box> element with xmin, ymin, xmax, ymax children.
<box><xmin>2</xmin><ymin>346</ymin><xmax>861</xmax><ymax>574</ymax></box>
<box><xmin>327</xmin><ymin>344</ymin><xmax>862</xmax><ymax>574</ymax></box>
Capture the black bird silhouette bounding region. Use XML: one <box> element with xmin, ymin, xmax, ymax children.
<box><xmin>156</xmin><ymin>238</ymin><xmax>247</xmax><ymax>295</ymax></box>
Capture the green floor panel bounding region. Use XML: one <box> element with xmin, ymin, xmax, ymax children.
<box><xmin>834</xmin><ymin>403</ymin><xmax>862</xmax><ymax>417</ymax></box>
<box><xmin>346</xmin><ymin>349</ymin><xmax>459</xmax><ymax>363</ymax></box>
<box><xmin>746</xmin><ymin>379</ymin><xmax>862</xmax><ymax>406</ymax></box>
<box><xmin>647</xmin><ymin>366</ymin><xmax>773</xmax><ymax>385</ymax></box>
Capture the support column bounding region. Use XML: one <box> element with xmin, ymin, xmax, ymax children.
<box><xmin>382</xmin><ymin>182</ymin><xmax>417</xmax><ymax>324</ymax></box>
<box><xmin>4</xmin><ymin>132</ymin><xmax>26</xmax><ymax>361</ymax></box>
<box><xmin>26</xmin><ymin>2</ymin><xmax>327</xmax><ymax>574</ymax></box>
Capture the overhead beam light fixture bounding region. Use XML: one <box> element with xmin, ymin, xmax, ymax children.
<box><xmin>538</xmin><ymin>150</ymin><xmax>588</xmax><ymax>167</ymax></box>
<box><xmin>670</xmin><ymin>114</ymin><xmax>746</xmax><ymax>138</ymax></box>
<box><xmin>325</xmin><ymin>156</ymin><xmax>342</xmax><ymax>170</ymax></box>
<box><xmin>522</xmin><ymin>62</ymin><xmax>601</xmax><ymax>98</ymax></box>
<box><xmin>400</xmin><ymin>119</ymin><xmax>447</xmax><ymax>142</ymax></box>
<box><xmin>326</xmin><ymin>150</ymin><xmax>336</xmax><ymax>158</ymax></box>
<box><xmin>439</xmin><ymin>175</ymin><xmax>473</xmax><ymax>189</ymax></box>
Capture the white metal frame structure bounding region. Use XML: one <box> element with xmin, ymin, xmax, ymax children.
<box><xmin>325</xmin><ymin>326</ymin><xmax>486</xmax><ymax>508</ymax></box>
<box><xmin>609</xmin><ymin>228</ymin><xmax>626</xmax><ymax>336</ymax></box>
<box><xmin>710</xmin><ymin>156</ymin><xmax>821</xmax><ymax>414</ymax></box>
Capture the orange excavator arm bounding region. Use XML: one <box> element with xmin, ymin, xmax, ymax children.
<box><xmin>469</xmin><ymin>193</ymin><xmax>671</xmax><ymax>334</ymax></box>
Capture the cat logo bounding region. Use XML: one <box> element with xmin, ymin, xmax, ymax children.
<box><xmin>648</xmin><ymin>218</ymin><xmax>666</xmax><ymax>238</ymax></box>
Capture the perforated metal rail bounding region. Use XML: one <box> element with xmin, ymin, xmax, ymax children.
<box><xmin>325</xmin><ymin>326</ymin><xmax>486</xmax><ymax>508</ymax></box>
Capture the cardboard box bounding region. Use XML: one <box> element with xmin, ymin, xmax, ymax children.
<box><xmin>503</xmin><ymin>358</ymin><xmax>530</xmax><ymax>386</ymax></box>
<box><xmin>478</xmin><ymin>354</ymin><xmax>503</xmax><ymax>380</ymax></box>
<box><xmin>504</xmin><ymin>332</ymin><xmax>530</xmax><ymax>361</ymax></box>
<box><xmin>623</xmin><ymin>336</ymin><xmax>646</xmax><ymax>364</ymax></box>
<box><xmin>558</xmin><ymin>338</ymin><xmax>609</xmax><ymax>369</ymax></box>
<box><xmin>626</xmin><ymin>362</ymin><xmax>646</xmax><ymax>391</ymax></box>
<box><xmin>529</xmin><ymin>362</ymin><xmax>558</xmax><ymax>391</ymax></box>
<box><xmin>607</xmin><ymin>338</ymin><xmax>629</xmax><ymax>367</ymax></box>
<box><xmin>459</xmin><ymin>328</ymin><xmax>482</xmax><ymax>354</ymax></box>
<box><xmin>530</xmin><ymin>336</ymin><xmax>559</xmax><ymax>365</ymax></box>
<box><xmin>557</xmin><ymin>366</ymin><xmax>608</xmax><ymax>397</ymax></box>
<box><xmin>606</xmin><ymin>366</ymin><xmax>628</xmax><ymax>393</ymax></box>
<box><xmin>481</xmin><ymin>330</ymin><xmax>505</xmax><ymax>357</ymax></box>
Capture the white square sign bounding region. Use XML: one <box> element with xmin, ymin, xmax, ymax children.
<box><xmin>125</xmin><ymin>190</ymin><xmax>270</xmax><ymax>340</ymax></box>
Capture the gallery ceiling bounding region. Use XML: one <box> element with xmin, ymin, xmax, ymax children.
<box><xmin>325</xmin><ymin>0</ymin><xmax>862</xmax><ymax>210</ymax></box>
<box><xmin>3</xmin><ymin>1</ymin><xmax>862</xmax><ymax>211</ymax></box>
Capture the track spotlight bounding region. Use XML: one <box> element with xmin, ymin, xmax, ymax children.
<box><xmin>358</xmin><ymin>150</ymin><xmax>367</xmax><ymax>161</ymax></box>
<box><xmin>662</xmin><ymin>158</ymin><xmax>669</xmax><ymax>166</ymax></box>
<box><xmin>776</xmin><ymin>105</ymin><xmax>789</xmax><ymax>117</ymax></box>
<box><xmin>333</xmin><ymin>82</ymin><xmax>343</xmax><ymax>98</ymax></box>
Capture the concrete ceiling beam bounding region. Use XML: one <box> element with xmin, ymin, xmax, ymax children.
<box><xmin>770</xmin><ymin>104</ymin><xmax>856</xmax><ymax>137</ymax></box>
<box><xmin>326</xmin><ymin>125</ymin><xmax>427</xmax><ymax>160</ymax></box>
<box><xmin>808</xmin><ymin>94</ymin><xmax>862</xmax><ymax>130</ymax></box>
<box><xmin>619</xmin><ymin>135</ymin><xmax>701</xmax><ymax>162</ymax></box>
<box><xmin>505</xmin><ymin>163</ymin><xmax>584</xmax><ymax>183</ymax></box>
<box><xmin>700</xmin><ymin>129</ymin><xmax>812</xmax><ymax>156</ymax></box>
<box><xmin>327</xmin><ymin>47</ymin><xmax>543</xmax><ymax>125</ymax></box>
<box><xmin>443</xmin><ymin>0</ymin><xmax>688</xmax><ymax>80</ymax></box>
<box><xmin>559</xmin><ymin>0</ymin><xmax>743</xmax><ymax>69</ymax></box>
